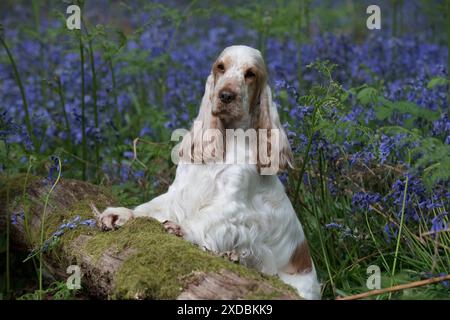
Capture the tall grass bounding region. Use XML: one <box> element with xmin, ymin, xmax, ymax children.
<box><xmin>0</xmin><ymin>30</ymin><xmax>36</xmax><ymax>151</ymax></box>
<box><xmin>447</xmin><ymin>0</ymin><xmax>450</xmax><ymax>103</ymax></box>
<box><xmin>78</xmin><ymin>32</ymin><xmax>87</xmax><ymax>181</ymax></box>
<box><xmin>55</xmin><ymin>77</ymin><xmax>73</xmax><ymax>152</ymax></box>
<box><xmin>389</xmin><ymin>168</ymin><xmax>409</xmax><ymax>299</ymax></box>
<box><xmin>3</xmin><ymin>141</ymin><xmax>11</xmax><ymax>296</ymax></box>
<box><xmin>86</xmin><ymin>27</ymin><xmax>100</xmax><ymax>181</ymax></box>
<box><xmin>296</xmin><ymin>1</ymin><xmax>303</xmax><ymax>95</ymax></box>
<box><xmin>38</xmin><ymin>157</ymin><xmax>62</xmax><ymax>299</ymax></box>
<box><xmin>22</xmin><ymin>157</ymin><xmax>39</xmax><ymax>280</ymax></box>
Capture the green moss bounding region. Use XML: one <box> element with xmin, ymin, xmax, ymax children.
<box><xmin>3</xmin><ymin>175</ymin><xmax>298</xmax><ymax>299</ymax></box>
<box><xmin>80</xmin><ymin>218</ymin><xmax>297</xmax><ymax>299</ymax></box>
<box><xmin>45</xmin><ymin>210</ymin><xmax>297</xmax><ymax>299</ymax></box>
<box><xmin>41</xmin><ymin>185</ymin><xmax>115</xmax><ymax>263</ymax></box>
<box><xmin>3</xmin><ymin>175</ymin><xmax>115</xmax><ymax>258</ymax></box>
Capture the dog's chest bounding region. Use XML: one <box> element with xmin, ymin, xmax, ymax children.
<box><xmin>174</xmin><ymin>163</ymin><xmax>283</xmax><ymax>224</ymax></box>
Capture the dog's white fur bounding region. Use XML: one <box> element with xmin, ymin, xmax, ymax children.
<box><xmin>99</xmin><ymin>46</ymin><xmax>321</xmax><ymax>300</ymax></box>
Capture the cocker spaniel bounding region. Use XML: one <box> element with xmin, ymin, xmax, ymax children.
<box><xmin>99</xmin><ymin>45</ymin><xmax>321</xmax><ymax>300</ymax></box>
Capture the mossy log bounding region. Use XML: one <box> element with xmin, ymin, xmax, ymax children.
<box><xmin>0</xmin><ymin>175</ymin><xmax>300</xmax><ymax>299</ymax></box>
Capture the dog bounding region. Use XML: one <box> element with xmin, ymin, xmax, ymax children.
<box><xmin>99</xmin><ymin>45</ymin><xmax>321</xmax><ymax>300</ymax></box>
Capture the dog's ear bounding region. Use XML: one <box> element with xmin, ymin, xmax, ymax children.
<box><xmin>179</xmin><ymin>74</ymin><xmax>224</xmax><ymax>163</ymax></box>
<box><xmin>254</xmin><ymin>84</ymin><xmax>293</xmax><ymax>174</ymax></box>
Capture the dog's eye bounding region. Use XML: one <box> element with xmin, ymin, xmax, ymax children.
<box><xmin>245</xmin><ymin>70</ymin><xmax>255</xmax><ymax>79</ymax></box>
<box><xmin>217</xmin><ymin>63</ymin><xmax>225</xmax><ymax>72</ymax></box>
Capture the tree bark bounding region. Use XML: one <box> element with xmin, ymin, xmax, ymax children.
<box><xmin>0</xmin><ymin>175</ymin><xmax>300</xmax><ymax>299</ymax></box>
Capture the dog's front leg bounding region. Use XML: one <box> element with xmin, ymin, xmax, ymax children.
<box><xmin>98</xmin><ymin>192</ymin><xmax>180</xmax><ymax>233</ymax></box>
<box><xmin>98</xmin><ymin>207</ymin><xmax>134</xmax><ymax>231</ymax></box>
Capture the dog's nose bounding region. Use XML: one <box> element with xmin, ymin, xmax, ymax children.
<box><xmin>219</xmin><ymin>90</ymin><xmax>236</xmax><ymax>104</ymax></box>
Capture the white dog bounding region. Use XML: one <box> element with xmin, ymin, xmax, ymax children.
<box><xmin>99</xmin><ymin>45</ymin><xmax>321</xmax><ymax>300</ymax></box>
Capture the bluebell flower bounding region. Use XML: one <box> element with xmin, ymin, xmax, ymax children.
<box><xmin>11</xmin><ymin>213</ymin><xmax>18</xmax><ymax>225</ymax></box>
<box><xmin>383</xmin><ymin>223</ymin><xmax>398</xmax><ymax>243</ymax></box>
<box><xmin>325</xmin><ymin>222</ymin><xmax>343</xmax><ymax>229</ymax></box>
<box><xmin>430</xmin><ymin>212</ymin><xmax>448</xmax><ymax>237</ymax></box>
<box><xmin>379</xmin><ymin>135</ymin><xmax>393</xmax><ymax>164</ymax></box>
<box><xmin>352</xmin><ymin>192</ymin><xmax>381</xmax><ymax>211</ymax></box>
<box><xmin>123</xmin><ymin>151</ymin><xmax>134</xmax><ymax>159</ymax></box>
<box><xmin>10</xmin><ymin>210</ymin><xmax>24</xmax><ymax>225</ymax></box>
<box><xmin>52</xmin><ymin>230</ymin><xmax>64</xmax><ymax>237</ymax></box>
<box><xmin>134</xmin><ymin>170</ymin><xmax>145</xmax><ymax>179</ymax></box>
<box><xmin>46</xmin><ymin>156</ymin><xmax>61</xmax><ymax>186</ymax></box>
<box><xmin>79</xmin><ymin>219</ymin><xmax>97</xmax><ymax>227</ymax></box>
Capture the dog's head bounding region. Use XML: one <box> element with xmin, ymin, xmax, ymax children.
<box><xmin>210</xmin><ymin>45</ymin><xmax>267</xmax><ymax>128</ymax></box>
<box><xmin>179</xmin><ymin>45</ymin><xmax>293</xmax><ymax>173</ymax></box>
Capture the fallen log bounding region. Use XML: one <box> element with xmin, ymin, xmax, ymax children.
<box><xmin>0</xmin><ymin>174</ymin><xmax>299</xmax><ymax>299</ymax></box>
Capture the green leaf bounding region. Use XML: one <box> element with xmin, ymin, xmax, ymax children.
<box><xmin>356</xmin><ymin>87</ymin><xmax>378</xmax><ymax>105</ymax></box>
<box><xmin>375</xmin><ymin>97</ymin><xmax>440</xmax><ymax>124</ymax></box>
<box><xmin>278</xmin><ymin>89</ymin><xmax>288</xmax><ymax>102</ymax></box>
<box><xmin>117</xmin><ymin>30</ymin><xmax>127</xmax><ymax>49</ymax></box>
<box><xmin>427</xmin><ymin>77</ymin><xmax>449</xmax><ymax>89</ymax></box>
<box><xmin>339</xmin><ymin>91</ymin><xmax>350</xmax><ymax>103</ymax></box>
<box><xmin>375</xmin><ymin>105</ymin><xmax>392</xmax><ymax>120</ymax></box>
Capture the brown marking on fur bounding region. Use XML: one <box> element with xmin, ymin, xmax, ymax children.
<box><xmin>202</xmin><ymin>116</ymin><xmax>224</xmax><ymax>162</ymax></box>
<box><xmin>282</xmin><ymin>241</ymin><xmax>313</xmax><ymax>274</ymax></box>
<box><xmin>111</xmin><ymin>214</ymin><xmax>119</xmax><ymax>228</ymax></box>
<box><xmin>213</xmin><ymin>56</ymin><xmax>232</xmax><ymax>81</ymax></box>
<box><xmin>250</xmin><ymin>78</ymin><xmax>264</xmax><ymax>170</ymax></box>
<box><xmin>221</xmin><ymin>55</ymin><xmax>232</xmax><ymax>69</ymax></box>
<box><xmin>249</xmin><ymin>63</ymin><xmax>267</xmax><ymax>114</ymax></box>
<box><xmin>249</xmin><ymin>76</ymin><xmax>263</xmax><ymax>114</ymax></box>
<box><xmin>210</xmin><ymin>116</ymin><xmax>219</xmax><ymax>129</ymax></box>
<box><xmin>254</xmin><ymin>83</ymin><xmax>273</xmax><ymax>172</ymax></box>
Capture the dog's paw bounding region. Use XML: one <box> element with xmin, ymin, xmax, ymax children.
<box><xmin>98</xmin><ymin>207</ymin><xmax>134</xmax><ymax>231</ymax></box>
<box><xmin>220</xmin><ymin>250</ymin><xmax>240</xmax><ymax>263</ymax></box>
<box><xmin>162</xmin><ymin>220</ymin><xmax>184</xmax><ymax>237</ymax></box>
